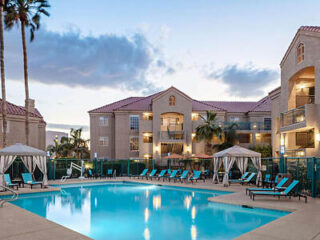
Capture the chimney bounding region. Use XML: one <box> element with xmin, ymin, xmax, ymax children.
<box><xmin>26</xmin><ymin>99</ymin><xmax>35</xmax><ymax>113</ymax></box>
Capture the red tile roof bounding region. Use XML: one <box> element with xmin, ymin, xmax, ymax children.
<box><xmin>0</xmin><ymin>98</ymin><xmax>43</xmax><ymax>118</ymax></box>
<box><xmin>89</xmin><ymin>87</ymin><xmax>270</xmax><ymax>114</ymax></box>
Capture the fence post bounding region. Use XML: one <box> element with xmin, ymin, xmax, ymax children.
<box><xmin>127</xmin><ymin>160</ymin><xmax>130</xmax><ymax>176</ymax></box>
<box><xmin>279</xmin><ymin>156</ymin><xmax>284</xmax><ymax>173</ymax></box>
<box><xmin>312</xmin><ymin>157</ymin><xmax>316</xmax><ymax>198</ymax></box>
<box><xmin>152</xmin><ymin>159</ymin><xmax>155</xmax><ymax>170</ymax></box>
<box><xmin>53</xmin><ymin>159</ymin><xmax>56</xmax><ymax>180</ymax></box>
<box><xmin>100</xmin><ymin>159</ymin><xmax>103</xmax><ymax>178</ymax></box>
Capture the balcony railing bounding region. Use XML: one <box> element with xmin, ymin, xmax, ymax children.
<box><xmin>160</xmin><ymin>131</ymin><xmax>184</xmax><ymax>141</ymax></box>
<box><xmin>218</xmin><ymin>122</ymin><xmax>271</xmax><ymax>131</ymax></box>
<box><xmin>160</xmin><ymin>123</ymin><xmax>183</xmax><ymax>132</ymax></box>
<box><xmin>280</xmin><ymin>105</ymin><xmax>305</xmax><ymax>127</ymax></box>
<box><xmin>296</xmin><ymin>95</ymin><xmax>315</xmax><ymax>107</ymax></box>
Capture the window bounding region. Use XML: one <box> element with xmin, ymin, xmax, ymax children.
<box><xmin>130</xmin><ymin>115</ymin><xmax>139</xmax><ymax>130</ymax></box>
<box><xmin>169</xmin><ymin>95</ymin><xmax>175</xmax><ymax>106</ymax></box>
<box><xmin>130</xmin><ymin>136</ymin><xmax>139</xmax><ymax>151</ymax></box>
<box><xmin>296</xmin><ymin>130</ymin><xmax>314</xmax><ymax>148</ymax></box>
<box><xmin>143</xmin><ymin>133</ymin><xmax>153</xmax><ymax>143</ymax></box>
<box><xmin>99</xmin><ymin>116</ymin><xmax>109</xmax><ymax>126</ymax></box>
<box><xmin>99</xmin><ymin>136</ymin><xmax>109</xmax><ymax>146</ymax></box>
<box><xmin>191</xmin><ymin>113</ymin><xmax>199</xmax><ymax>121</ymax></box>
<box><xmin>142</xmin><ymin>112</ymin><xmax>153</xmax><ymax>120</ymax></box>
<box><xmin>297</xmin><ymin>43</ymin><xmax>304</xmax><ymax>64</ymax></box>
<box><xmin>230</xmin><ymin>117</ymin><xmax>239</xmax><ymax>122</ymax></box>
<box><xmin>238</xmin><ymin>133</ymin><xmax>251</xmax><ymax>143</ymax></box>
<box><xmin>1</xmin><ymin>120</ymin><xmax>9</xmax><ymax>133</ymax></box>
<box><xmin>264</xmin><ymin>118</ymin><xmax>271</xmax><ymax>130</ymax></box>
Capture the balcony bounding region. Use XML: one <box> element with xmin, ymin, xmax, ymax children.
<box><xmin>159</xmin><ymin>131</ymin><xmax>185</xmax><ymax>142</ymax></box>
<box><xmin>218</xmin><ymin>122</ymin><xmax>271</xmax><ymax>131</ymax></box>
<box><xmin>280</xmin><ymin>104</ymin><xmax>318</xmax><ymax>132</ymax></box>
<box><xmin>280</xmin><ymin>105</ymin><xmax>305</xmax><ymax>127</ymax></box>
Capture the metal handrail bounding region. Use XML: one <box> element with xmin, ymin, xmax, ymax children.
<box><xmin>0</xmin><ymin>185</ymin><xmax>19</xmax><ymax>208</ymax></box>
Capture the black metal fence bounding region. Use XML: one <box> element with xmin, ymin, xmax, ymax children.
<box><xmin>5</xmin><ymin>156</ymin><xmax>320</xmax><ymax>198</ymax></box>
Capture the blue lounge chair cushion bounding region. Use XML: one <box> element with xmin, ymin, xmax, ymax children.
<box><xmin>251</xmin><ymin>180</ymin><xmax>299</xmax><ymax>196</ymax></box>
<box><xmin>22</xmin><ymin>173</ymin><xmax>42</xmax><ymax>185</ymax></box>
<box><xmin>247</xmin><ymin>178</ymin><xmax>288</xmax><ymax>192</ymax></box>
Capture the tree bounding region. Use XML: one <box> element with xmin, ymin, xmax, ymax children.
<box><xmin>47</xmin><ymin>128</ymin><xmax>90</xmax><ymax>159</ymax></box>
<box><xmin>4</xmin><ymin>0</ymin><xmax>50</xmax><ymax>145</ymax></box>
<box><xmin>213</xmin><ymin>122</ymin><xmax>238</xmax><ymax>151</ymax></box>
<box><xmin>195</xmin><ymin>111</ymin><xmax>222</xmax><ymax>155</ymax></box>
<box><xmin>0</xmin><ymin>0</ymin><xmax>7</xmax><ymax>146</ymax></box>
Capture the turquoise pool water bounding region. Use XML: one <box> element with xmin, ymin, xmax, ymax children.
<box><xmin>12</xmin><ymin>182</ymin><xmax>288</xmax><ymax>240</ymax></box>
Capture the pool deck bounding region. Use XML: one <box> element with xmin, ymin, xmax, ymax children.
<box><xmin>0</xmin><ymin>177</ymin><xmax>319</xmax><ymax>240</ymax></box>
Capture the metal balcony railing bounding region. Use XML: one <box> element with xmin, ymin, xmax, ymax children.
<box><xmin>280</xmin><ymin>105</ymin><xmax>305</xmax><ymax>127</ymax></box>
<box><xmin>160</xmin><ymin>123</ymin><xmax>183</xmax><ymax>132</ymax></box>
<box><xmin>160</xmin><ymin>131</ymin><xmax>184</xmax><ymax>141</ymax></box>
<box><xmin>218</xmin><ymin>122</ymin><xmax>271</xmax><ymax>131</ymax></box>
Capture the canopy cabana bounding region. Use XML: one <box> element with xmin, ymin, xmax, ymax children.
<box><xmin>0</xmin><ymin>143</ymin><xmax>48</xmax><ymax>187</ymax></box>
<box><xmin>213</xmin><ymin>145</ymin><xmax>261</xmax><ymax>186</ymax></box>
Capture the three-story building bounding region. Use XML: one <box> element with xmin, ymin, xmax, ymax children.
<box><xmin>89</xmin><ymin>87</ymin><xmax>271</xmax><ymax>159</ymax></box>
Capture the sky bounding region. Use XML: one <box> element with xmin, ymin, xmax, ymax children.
<box><xmin>4</xmin><ymin>0</ymin><xmax>320</xmax><ymax>138</ymax></box>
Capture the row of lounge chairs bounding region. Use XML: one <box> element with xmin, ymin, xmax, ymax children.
<box><xmin>4</xmin><ymin>173</ymin><xmax>43</xmax><ymax>190</ymax></box>
<box><xmin>130</xmin><ymin>169</ymin><xmax>205</xmax><ymax>183</ymax></box>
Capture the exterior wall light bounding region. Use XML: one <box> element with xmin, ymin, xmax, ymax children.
<box><xmin>186</xmin><ymin>146</ymin><xmax>191</xmax><ymax>152</ymax></box>
<box><xmin>154</xmin><ymin>146</ymin><xmax>159</xmax><ymax>152</ymax></box>
<box><xmin>316</xmin><ymin>133</ymin><xmax>320</xmax><ymax>142</ymax></box>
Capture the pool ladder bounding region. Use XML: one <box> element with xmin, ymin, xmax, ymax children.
<box><xmin>0</xmin><ymin>185</ymin><xmax>19</xmax><ymax>208</ymax></box>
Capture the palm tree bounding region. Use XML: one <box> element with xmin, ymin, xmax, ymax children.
<box><xmin>70</xmin><ymin>128</ymin><xmax>90</xmax><ymax>159</ymax></box>
<box><xmin>195</xmin><ymin>111</ymin><xmax>222</xmax><ymax>155</ymax></box>
<box><xmin>213</xmin><ymin>122</ymin><xmax>238</xmax><ymax>151</ymax></box>
<box><xmin>4</xmin><ymin>0</ymin><xmax>50</xmax><ymax>145</ymax></box>
<box><xmin>0</xmin><ymin>0</ymin><xmax>7</xmax><ymax>147</ymax></box>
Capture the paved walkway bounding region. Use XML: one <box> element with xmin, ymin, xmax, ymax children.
<box><xmin>0</xmin><ymin>177</ymin><xmax>319</xmax><ymax>240</ymax></box>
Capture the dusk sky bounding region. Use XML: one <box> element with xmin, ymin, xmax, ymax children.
<box><xmin>4</xmin><ymin>0</ymin><xmax>320</xmax><ymax>138</ymax></box>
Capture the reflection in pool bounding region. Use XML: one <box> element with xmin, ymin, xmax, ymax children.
<box><xmin>12</xmin><ymin>182</ymin><xmax>289</xmax><ymax>240</ymax></box>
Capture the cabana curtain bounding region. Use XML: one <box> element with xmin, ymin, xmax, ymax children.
<box><xmin>212</xmin><ymin>157</ymin><xmax>223</xmax><ymax>183</ymax></box>
<box><xmin>251</xmin><ymin>156</ymin><xmax>262</xmax><ymax>185</ymax></box>
<box><xmin>222</xmin><ymin>156</ymin><xmax>236</xmax><ymax>186</ymax></box>
<box><xmin>236</xmin><ymin>157</ymin><xmax>248</xmax><ymax>175</ymax></box>
<box><xmin>0</xmin><ymin>155</ymin><xmax>16</xmax><ymax>186</ymax></box>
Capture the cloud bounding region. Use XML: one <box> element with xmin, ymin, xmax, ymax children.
<box><xmin>208</xmin><ymin>65</ymin><xmax>279</xmax><ymax>97</ymax></box>
<box><xmin>5</xmin><ymin>27</ymin><xmax>172</xmax><ymax>93</ymax></box>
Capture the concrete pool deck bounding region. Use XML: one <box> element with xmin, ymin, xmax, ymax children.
<box><xmin>0</xmin><ymin>177</ymin><xmax>319</xmax><ymax>240</ymax></box>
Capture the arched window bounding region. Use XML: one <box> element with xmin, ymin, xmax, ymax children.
<box><xmin>297</xmin><ymin>43</ymin><xmax>304</xmax><ymax>64</ymax></box>
<box><xmin>169</xmin><ymin>95</ymin><xmax>175</xmax><ymax>106</ymax></box>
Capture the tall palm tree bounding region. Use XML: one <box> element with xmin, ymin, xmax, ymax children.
<box><xmin>213</xmin><ymin>122</ymin><xmax>238</xmax><ymax>151</ymax></box>
<box><xmin>70</xmin><ymin>128</ymin><xmax>90</xmax><ymax>159</ymax></box>
<box><xmin>4</xmin><ymin>0</ymin><xmax>50</xmax><ymax>145</ymax></box>
<box><xmin>195</xmin><ymin>111</ymin><xmax>222</xmax><ymax>155</ymax></box>
<box><xmin>0</xmin><ymin>0</ymin><xmax>7</xmax><ymax>147</ymax></box>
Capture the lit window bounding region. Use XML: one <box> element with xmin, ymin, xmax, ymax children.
<box><xmin>191</xmin><ymin>113</ymin><xmax>199</xmax><ymax>121</ymax></box>
<box><xmin>99</xmin><ymin>136</ymin><xmax>109</xmax><ymax>146</ymax></box>
<box><xmin>169</xmin><ymin>95</ymin><xmax>175</xmax><ymax>106</ymax></box>
<box><xmin>297</xmin><ymin>43</ymin><xmax>304</xmax><ymax>64</ymax></box>
<box><xmin>143</xmin><ymin>112</ymin><xmax>153</xmax><ymax>120</ymax></box>
<box><xmin>99</xmin><ymin>116</ymin><xmax>109</xmax><ymax>126</ymax></box>
<box><xmin>130</xmin><ymin>136</ymin><xmax>139</xmax><ymax>151</ymax></box>
<box><xmin>143</xmin><ymin>133</ymin><xmax>153</xmax><ymax>143</ymax></box>
<box><xmin>130</xmin><ymin>115</ymin><xmax>139</xmax><ymax>130</ymax></box>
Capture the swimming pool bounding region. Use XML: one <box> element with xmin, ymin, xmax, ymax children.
<box><xmin>12</xmin><ymin>182</ymin><xmax>288</xmax><ymax>240</ymax></box>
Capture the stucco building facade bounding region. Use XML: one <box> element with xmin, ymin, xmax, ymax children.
<box><xmin>89</xmin><ymin>87</ymin><xmax>271</xmax><ymax>160</ymax></box>
<box><xmin>270</xmin><ymin>26</ymin><xmax>320</xmax><ymax>157</ymax></box>
<box><xmin>0</xmin><ymin>99</ymin><xmax>46</xmax><ymax>150</ymax></box>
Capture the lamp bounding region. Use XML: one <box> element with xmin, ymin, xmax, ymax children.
<box><xmin>154</xmin><ymin>146</ymin><xmax>159</xmax><ymax>152</ymax></box>
<box><xmin>316</xmin><ymin>133</ymin><xmax>320</xmax><ymax>142</ymax></box>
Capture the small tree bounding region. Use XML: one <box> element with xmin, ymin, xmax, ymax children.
<box><xmin>213</xmin><ymin>122</ymin><xmax>238</xmax><ymax>151</ymax></box>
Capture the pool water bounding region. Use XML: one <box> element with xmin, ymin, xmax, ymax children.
<box><xmin>12</xmin><ymin>182</ymin><xmax>288</xmax><ymax>240</ymax></box>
